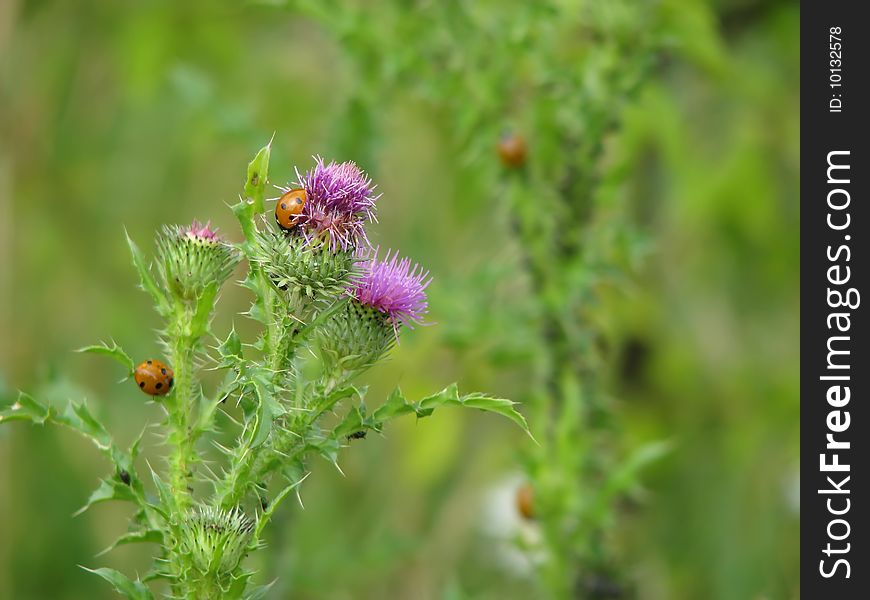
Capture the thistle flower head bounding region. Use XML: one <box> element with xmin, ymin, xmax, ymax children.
<box><xmin>287</xmin><ymin>156</ymin><xmax>379</xmax><ymax>251</ymax></box>
<box><xmin>351</xmin><ymin>248</ymin><xmax>431</xmax><ymax>329</ymax></box>
<box><xmin>157</xmin><ymin>220</ymin><xmax>240</xmax><ymax>300</ymax></box>
<box><xmin>182</xmin><ymin>219</ymin><xmax>221</xmax><ymax>242</ymax></box>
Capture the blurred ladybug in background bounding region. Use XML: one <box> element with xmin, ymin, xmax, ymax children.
<box><xmin>275</xmin><ymin>188</ymin><xmax>307</xmax><ymax>230</ymax></box>
<box><xmin>497</xmin><ymin>133</ymin><xmax>527</xmax><ymax>168</ymax></box>
<box><xmin>134</xmin><ymin>359</ymin><xmax>174</xmax><ymax>396</ymax></box>
<box><xmin>516</xmin><ymin>482</ymin><xmax>535</xmax><ymax>520</ymax></box>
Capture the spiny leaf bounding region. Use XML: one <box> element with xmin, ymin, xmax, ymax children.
<box><xmin>371</xmin><ymin>386</ymin><xmax>419</xmax><ymax>422</ymax></box>
<box><xmin>225</xmin><ymin>572</ymin><xmax>257</xmax><ymax>600</ymax></box>
<box><xmin>372</xmin><ymin>384</ymin><xmax>532</xmax><ymax>438</ymax></box>
<box><xmin>61</xmin><ymin>401</ymin><xmax>112</xmax><ymax>451</ymax></box>
<box><xmin>248</xmin><ymin>375</ymin><xmax>284</xmax><ymax>449</ymax></box>
<box><xmin>254</xmin><ymin>473</ymin><xmax>309</xmax><ymax>539</ymax></box>
<box><xmin>96</xmin><ymin>529</ymin><xmax>163</xmax><ymax>557</ymax></box>
<box><xmin>245</xmin><ymin>137</ymin><xmax>273</xmax><ymax>215</ymax></box>
<box><xmin>331</xmin><ymin>404</ymin><xmax>365</xmax><ymax>439</ymax></box>
<box><xmin>0</xmin><ymin>392</ymin><xmax>52</xmax><ymax>424</ymax></box>
<box><xmin>80</xmin><ymin>566</ymin><xmax>154</xmax><ymax>600</ymax></box>
<box><xmin>3</xmin><ymin>394</ymin><xmax>155</xmax><ymax>519</ymax></box>
<box><xmin>74</xmin><ymin>478</ymin><xmax>138</xmax><ymax>516</ymax></box>
<box><xmin>234</xmin><ymin>138</ymin><xmax>273</xmax><ymax>243</ymax></box>
<box><xmin>445</xmin><ymin>391</ymin><xmax>531</xmax><ymax>434</ymax></box>
<box><xmin>217</xmin><ymin>326</ymin><xmax>243</xmax><ymax>363</ymax></box>
<box><xmin>308</xmin><ymin>384</ymin><xmax>360</xmax><ymax>423</ymax></box>
<box><xmin>148</xmin><ymin>464</ymin><xmax>173</xmax><ymax>518</ymax></box>
<box><xmin>190</xmin><ymin>281</ymin><xmax>220</xmax><ymax>337</ymax></box>
<box><xmin>308</xmin><ymin>435</ymin><xmax>341</xmax><ymax>467</ymax></box>
<box><xmin>77</xmin><ymin>341</ymin><xmax>135</xmax><ymax>377</ymax></box>
<box><xmin>1</xmin><ymin>394</ymin><xmax>117</xmax><ymax>451</ymax></box>
<box><xmin>244</xmin><ymin>580</ymin><xmax>277</xmax><ymax>600</ymax></box>
<box><xmin>125</xmin><ymin>231</ymin><xmax>171</xmax><ymax>317</ymax></box>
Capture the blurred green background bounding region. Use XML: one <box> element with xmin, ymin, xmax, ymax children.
<box><xmin>0</xmin><ymin>0</ymin><xmax>798</xmax><ymax>599</ymax></box>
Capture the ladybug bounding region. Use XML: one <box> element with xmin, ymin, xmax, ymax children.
<box><xmin>275</xmin><ymin>188</ymin><xmax>307</xmax><ymax>230</ymax></box>
<box><xmin>497</xmin><ymin>133</ymin><xmax>527</xmax><ymax>168</ymax></box>
<box><xmin>134</xmin><ymin>359</ymin><xmax>174</xmax><ymax>396</ymax></box>
<box><xmin>516</xmin><ymin>482</ymin><xmax>535</xmax><ymax>520</ymax></box>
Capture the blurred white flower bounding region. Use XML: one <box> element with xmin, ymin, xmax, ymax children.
<box><xmin>480</xmin><ymin>473</ymin><xmax>545</xmax><ymax>576</ymax></box>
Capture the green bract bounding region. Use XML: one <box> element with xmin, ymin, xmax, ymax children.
<box><xmin>316</xmin><ymin>300</ymin><xmax>396</xmax><ymax>374</ymax></box>
<box><xmin>250</xmin><ymin>226</ymin><xmax>356</xmax><ymax>306</ymax></box>
<box><xmin>174</xmin><ymin>506</ymin><xmax>255</xmax><ymax>594</ymax></box>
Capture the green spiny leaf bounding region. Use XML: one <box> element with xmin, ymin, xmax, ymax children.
<box><xmin>371</xmin><ymin>386</ymin><xmax>418</xmax><ymax>422</ymax></box>
<box><xmin>125</xmin><ymin>231</ymin><xmax>171</xmax><ymax>317</ymax></box>
<box><xmin>331</xmin><ymin>404</ymin><xmax>365</xmax><ymax>439</ymax></box>
<box><xmin>254</xmin><ymin>473</ymin><xmax>309</xmax><ymax>539</ymax></box>
<box><xmin>217</xmin><ymin>326</ymin><xmax>243</xmax><ymax>363</ymax></box>
<box><xmin>0</xmin><ymin>392</ymin><xmax>52</xmax><ymax>425</ymax></box>
<box><xmin>148</xmin><ymin>465</ymin><xmax>173</xmax><ymax>518</ymax></box>
<box><xmin>234</xmin><ymin>138</ymin><xmax>273</xmax><ymax>243</ymax></box>
<box><xmin>244</xmin><ymin>580</ymin><xmax>277</xmax><ymax>600</ymax></box>
<box><xmin>371</xmin><ymin>384</ymin><xmax>532</xmax><ymax>437</ymax></box>
<box><xmin>61</xmin><ymin>401</ymin><xmax>112</xmax><ymax>450</ymax></box>
<box><xmin>190</xmin><ymin>281</ymin><xmax>220</xmax><ymax>337</ymax></box>
<box><xmin>244</xmin><ymin>137</ymin><xmax>272</xmax><ymax>215</ymax></box>
<box><xmin>248</xmin><ymin>375</ymin><xmax>284</xmax><ymax>449</ymax></box>
<box><xmin>448</xmin><ymin>392</ymin><xmax>531</xmax><ymax>434</ymax></box>
<box><xmin>96</xmin><ymin>528</ymin><xmax>163</xmax><ymax>557</ymax></box>
<box><xmin>74</xmin><ymin>478</ymin><xmax>138</xmax><ymax>516</ymax></box>
<box><xmin>77</xmin><ymin>341</ymin><xmax>136</xmax><ymax>377</ymax></box>
<box><xmin>80</xmin><ymin>566</ymin><xmax>154</xmax><ymax>600</ymax></box>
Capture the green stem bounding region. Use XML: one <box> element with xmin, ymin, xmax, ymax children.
<box><xmin>167</xmin><ymin>306</ymin><xmax>199</xmax><ymax>513</ymax></box>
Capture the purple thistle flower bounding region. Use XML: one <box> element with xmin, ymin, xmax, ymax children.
<box><xmin>183</xmin><ymin>220</ymin><xmax>221</xmax><ymax>242</ymax></box>
<box><xmin>289</xmin><ymin>156</ymin><xmax>379</xmax><ymax>251</ymax></box>
<box><xmin>351</xmin><ymin>248</ymin><xmax>431</xmax><ymax>329</ymax></box>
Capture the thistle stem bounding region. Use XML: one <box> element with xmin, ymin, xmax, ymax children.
<box><xmin>167</xmin><ymin>305</ymin><xmax>199</xmax><ymax>512</ymax></box>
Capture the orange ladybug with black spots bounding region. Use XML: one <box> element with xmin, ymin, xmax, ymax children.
<box><xmin>275</xmin><ymin>188</ymin><xmax>307</xmax><ymax>230</ymax></box>
<box><xmin>134</xmin><ymin>359</ymin><xmax>173</xmax><ymax>396</ymax></box>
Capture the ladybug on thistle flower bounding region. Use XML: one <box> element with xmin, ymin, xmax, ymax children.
<box><xmin>273</xmin><ymin>157</ymin><xmax>379</xmax><ymax>251</ymax></box>
<box><xmin>134</xmin><ymin>359</ymin><xmax>174</xmax><ymax>396</ymax></box>
<box><xmin>275</xmin><ymin>188</ymin><xmax>307</xmax><ymax>230</ymax></box>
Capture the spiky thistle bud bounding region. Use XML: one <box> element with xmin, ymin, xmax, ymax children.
<box><xmin>250</xmin><ymin>226</ymin><xmax>357</xmax><ymax>305</ymax></box>
<box><xmin>156</xmin><ymin>221</ymin><xmax>240</xmax><ymax>300</ymax></box>
<box><xmin>318</xmin><ymin>248</ymin><xmax>430</xmax><ymax>372</ymax></box>
<box><xmin>284</xmin><ymin>156</ymin><xmax>379</xmax><ymax>252</ymax></box>
<box><xmin>177</xmin><ymin>505</ymin><xmax>255</xmax><ymax>579</ymax></box>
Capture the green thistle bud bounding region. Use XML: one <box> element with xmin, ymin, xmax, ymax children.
<box><xmin>317</xmin><ymin>300</ymin><xmax>396</xmax><ymax>373</ymax></box>
<box><xmin>250</xmin><ymin>226</ymin><xmax>355</xmax><ymax>303</ymax></box>
<box><xmin>177</xmin><ymin>505</ymin><xmax>255</xmax><ymax>578</ymax></box>
<box><xmin>317</xmin><ymin>248</ymin><xmax>431</xmax><ymax>373</ymax></box>
<box><xmin>157</xmin><ymin>221</ymin><xmax>240</xmax><ymax>300</ymax></box>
